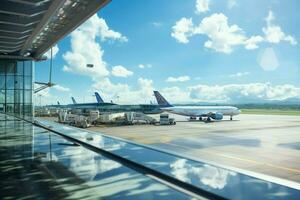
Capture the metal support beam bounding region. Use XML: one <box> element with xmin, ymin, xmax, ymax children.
<box><xmin>0</xmin><ymin>1</ymin><xmax>50</xmax><ymax>17</ymax></box>
<box><xmin>8</xmin><ymin>0</ymin><xmax>51</xmax><ymax>6</ymax></box>
<box><xmin>20</xmin><ymin>0</ymin><xmax>67</xmax><ymax>55</ymax></box>
<box><xmin>0</xmin><ymin>13</ymin><xmax>41</xmax><ymax>27</ymax></box>
<box><xmin>33</xmin><ymin>0</ymin><xmax>111</xmax><ymax>58</ymax></box>
<box><xmin>0</xmin><ymin>23</ymin><xmax>35</xmax><ymax>33</ymax></box>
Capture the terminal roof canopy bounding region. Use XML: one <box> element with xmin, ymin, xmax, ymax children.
<box><xmin>0</xmin><ymin>0</ymin><xmax>110</xmax><ymax>60</ymax></box>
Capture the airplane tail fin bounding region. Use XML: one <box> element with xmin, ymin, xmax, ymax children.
<box><xmin>71</xmin><ymin>97</ymin><xmax>77</xmax><ymax>104</ymax></box>
<box><xmin>153</xmin><ymin>91</ymin><xmax>173</xmax><ymax>107</ymax></box>
<box><xmin>57</xmin><ymin>101</ymin><xmax>60</xmax><ymax>105</ymax></box>
<box><xmin>95</xmin><ymin>92</ymin><xmax>104</xmax><ymax>103</ymax></box>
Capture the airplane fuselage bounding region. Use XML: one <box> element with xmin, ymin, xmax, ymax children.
<box><xmin>161</xmin><ymin>106</ymin><xmax>241</xmax><ymax>117</ymax></box>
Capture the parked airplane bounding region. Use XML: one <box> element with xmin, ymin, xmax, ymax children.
<box><xmin>71</xmin><ymin>97</ymin><xmax>77</xmax><ymax>104</ymax></box>
<box><xmin>153</xmin><ymin>91</ymin><xmax>241</xmax><ymax>121</ymax></box>
<box><xmin>95</xmin><ymin>92</ymin><xmax>104</xmax><ymax>103</ymax></box>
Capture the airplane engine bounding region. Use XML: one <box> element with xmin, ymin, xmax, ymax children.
<box><xmin>211</xmin><ymin>112</ymin><xmax>223</xmax><ymax>120</ymax></box>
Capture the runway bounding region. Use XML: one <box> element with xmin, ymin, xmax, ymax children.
<box><xmin>88</xmin><ymin>114</ymin><xmax>300</xmax><ymax>183</ymax></box>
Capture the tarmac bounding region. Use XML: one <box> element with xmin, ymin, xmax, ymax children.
<box><xmin>87</xmin><ymin>114</ymin><xmax>300</xmax><ymax>183</ymax></box>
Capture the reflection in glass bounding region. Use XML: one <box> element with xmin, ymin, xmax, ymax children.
<box><xmin>170</xmin><ymin>159</ymin><xmax>236</xmax><ymax>190</ymax></box>
<box><xmin>6</xmin><ymin>90</ymin><xmax>14</xmax><ymax>103</ymax></box>
<box><xmin>6</xmin><ymin>104</ymin><xmax>14</xmax><ymax>113</ymax></box>
<box><xmin>14</xmin><ymin>103</ymin><xmax>21</xmax><ymax>115</ymax></box>
<box><xmin>0</xmin><ymin>75</ymin><xmax>4</xmax><ymax>89</ymax></box>
<box><xmin>24</xmin><ymin>61</ymin><xmax>32</xmax><ymax>76</ymax></box>
<box><xmin>14</xmin><ymin>90</ymin><xmax>23</xmax><ymax>104</ymax></box>
<box><xmin>0</xmin><ymin>60</ymin><xmax>33</xmax><ymax>117</ymax></box>
<box><xmin>6</xmin><ymin>76</ymin><xmax>15</xmax><ymax>90</ymax></box>
<box><xmin>17</xmin><ymin>61</ymin><xmax>24</xmax><ymax>75</ymax></box>
<box><xmin>0</xmin><ymin>89</ymin><xmax>4</xmax><ymax>103</ymax></box>
<box><xmin>24</xmin><ymin>90</ymin><xmax>32</xmax><ymax>104</ymax></box>
<box><xmin>24</xmin><ymin>104</ymin><xmax>32</xmax><ymax>116</ymax></box>
<box><xmin>14</xmin><ymin>76</ymin><xmax>23</xmax><ymax>90</ymax></box>
<box><xmin>24</xmin><ymin>76</ymin><xmax>32</xmax><ymax>90</ymax></box>
<box><xmin>6</xmin><ymin>62</ymin><xmax>16</xmax><ymax>75</ymax></box>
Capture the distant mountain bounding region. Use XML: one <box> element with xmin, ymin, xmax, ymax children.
<box><xmin>278</xmin><ymin>97</ymin><xmax>300</xmax><ymax>105</ymax></box>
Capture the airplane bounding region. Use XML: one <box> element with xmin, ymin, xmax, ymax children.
<box><xmin>71</xmin><ymin>97</ymin><xmax>77</xmax><ymax>104</ymax></box>
<box><xmin>153</xmin><ymin>91</ymin><xmax>241</xmax><ymax>121</ymax></box>
<box><xmin>43</xmin><ymin>91</ymin><xmax>162</xmax><ymax>114</ymax></box>
<box><xmin>95</xmin><ymin>92</ymin><xmax>104</xmax><ymax>103</ymax></box>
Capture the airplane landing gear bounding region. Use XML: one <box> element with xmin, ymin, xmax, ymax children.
<box><xmin>230</xmin><ymin>116</ymin><xmax>233</xmax><ymax>120</ymax></box>
<box><xmin>189</xmin><ymin>116</ymin><xmax>197</xmax><ymax>121</ymax></box>
<box><xmin>206</xmin><ymin>117</ymin><xmax>211</xmax><ymax>122</ymax></box>
<box><xmin>199</xmin><ymin>117</ymin><xmax>203</xmax><ymax>121</ymax></box>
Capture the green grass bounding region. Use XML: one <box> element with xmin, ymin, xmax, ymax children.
<box><xmin>241</xmin><ymin>109</ymin><xmax>300</xmax><ymax>116</ymax></box>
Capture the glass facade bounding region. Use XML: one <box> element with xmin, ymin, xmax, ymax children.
<box><xmin>0</xmin><ymin>60</ymin><xmax>33</xmax><ymax>118</ymax></box>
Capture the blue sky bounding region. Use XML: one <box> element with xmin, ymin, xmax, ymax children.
<box><xmin>35</xmin><ymin>0</ymin><xmax>300</xmax><ymax>105</ymax></box>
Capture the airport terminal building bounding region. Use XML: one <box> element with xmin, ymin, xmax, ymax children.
<box><xmin>0</xmin><ymin>60</ymin><xmax>33</xmax><ymax>116</ymax></box>
<box><xmin>1</xmin><ymin>1</ymin><xmax>300</xmax><ymax>199</ymax></box>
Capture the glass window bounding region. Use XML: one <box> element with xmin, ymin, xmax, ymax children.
<box><xmin>17</xmin><ymin>61</ymin><xmax>24</xmax><ymax>75</ymax></box>
<box><xmin>24</xmin><ymin>90</ymin><xmax>32</xmax><ymax>104</ymax></box>
<box><xmin>6</xmin><ymin>90</ymin><xmax>14</xmax><ymax>103</ymax></box>
<box><xmin>0</xmin><ymin>75</ymin><xmax>5</xmax><ymax>89</ymax></box>
<box><xmin>14</xmin><ymin>89</ymin><xmax>23</xmax><ymax>104</ymax></box>
<box><xmin>14</xmin><ymin>76</ymin><xmax>24</xmax><ymax>90</ymax></box>
<box><xmin>14</xmin><ymin>103</ymin><xmax>21</xmax><ymax>115</ymax></box>
<box><xmin>6</xmin><ymin>104</ymin><xmax>14</xmax><ymax>113</ymax></box>
<box><xmin>0</xmin><ymin>89</ymin><xmax>4</xmax><ymax>103</ymax></box>
<box><xmin>24</xmin><ymin>104</ymin><xmax>32</xmax><ymax>116</ymax></box>
<box><xmin>24</xmin><ymin>61</ymin><xmax>32</xmax><ymax>76</ymax></box>
<box><xmin>0</xmin><ymin>62</ymin><xmax>5</xmax><ymax>75</ymax></box>
<box><xmin>6</xmin><ymin>62</ymin><xmax>16</xmax><ymax>75</ymax></box>
<box><xmin>6</xmin><ymin>75</ymin><xmax>15</xmax><ymax>90</ymax></box>
<box><xmin>0</xmin><ymin>103</ymin><xmax>3</xmax><ymax>112</ymax></box>
<box><xmin>24</xmin><ymin>76</ymin><xmax>32</xmax><ymax>89</ymax></box>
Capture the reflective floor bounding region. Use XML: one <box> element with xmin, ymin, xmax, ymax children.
<box><xmin>0</xmin><ymin>114</ymin><xmax>193</xmax><ymax>200</ymax></box>
<box><xmin>1</xmin><ymin>114</ymin><xmax>300</xmax><ymax>200</ymax></box>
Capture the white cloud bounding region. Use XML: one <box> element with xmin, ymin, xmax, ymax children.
<box><xmin>111</xmin><ymin>65</ymin><xmax>133</xmax><ymax>77</ymax></box>
<box><xmin>53</xmin><ymin>84</ymin><xmax>70</xmax><ymax>92</ymax></box>
<box><xmin>194</xmin><ymin>13</ymin><xmax>247</xmax><ymax>53</ymax></box>
<box><xmin>152</xmin><ymin>21</ymin><xmax>163</xmax><ymax>27</ymax></box>
<box><xmin>172</xmin><ymin>13</ymin><xmax>247</xmax><ymax>53</ymax></box>
<box><xmin>227</xmin><ymin>0</ymin><xmax>237</xmax><ymax>9</ymax></box>
<box><xmin>138</xmin><ymin>64</ymin><xmax>152</xmax><ymax>69</ymax></box>
<box><xmin>92</xmin><ymin>78</ymin><xmax>155</xmax><ymax>104</ymax></box>
<box><xmin>229</xmin><ymin>72</ymin><xmax>250</xmax><ymax>78</ymax></box>
<box><xmin>44</xmin><ymin>44</ymin><xmax>59</xmax><ymax>59</ymax></box>
<box><xmin>189</xmin><ymin>83</ymin><xmax>300</xmax><ymax>103</ymax></box>
<box><xmin>62</xmin><ymin>14</ymin><xmax>127</xmax><ymax>78</ymax></box>
<box><xmin>263</xmin><ymin>11</ymin><xmax>297</xmax><ymax>45</ymax></box>
<box><xmin>258</xmin><ymin>47</ymin><xmax>279</xmax><ymax>71</ymax></box>
<box><xmin>170</xmin><ymin>159</ymin><xmax>236</xmax><ymax>189</ymax></box>
<box><xmin>161</xmin><ymin>87</ymin><xmax>191</xmax><ymax>103</ymax></box>
<box><xmin>90</xmin><ymin>80</ymin><xmax>300</xmax><ymax>104</ymax></box>
<box><xmin>171</xmin><ymin>18</ymin><xmax>194</xmax><ymax>44</ymax></box>
<box><xmin>195</xmin><ymin>0</ymin><xmax>210</xmax><ymax>14</ymax></box>
<box><xmin>171</xmin><ymin>11</ymin><xmax>297</xmax><ymax>53</ymax></box>
<box><xmin>166</xmin><ymin>76</ymin><xmax>190</xmax><ymax>82</ymax></box>
<box><xmin>245</xmin><ymin>36</ymin><xmax>264</xmax><ymax>50</ymax></box>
